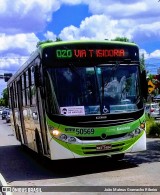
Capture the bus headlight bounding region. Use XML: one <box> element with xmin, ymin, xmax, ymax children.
<box><xmin>128</xmin><ymin>132</ymin><xmax>134</xmax><ymax>138</ymax></box>
<box><xmin>59</xmin><ymin>134</ymin><xmax>77</xmax><ymax>143</ymax></box>
<box><xmin>59</xmin><ymin>134</ymin><xmax>68</xmax><ymax>141</ymax></box>
<box><xmin>52</xmin><ymin>129</ymin><xmax>60</xmax><ymax>136</ymax></box>
<box><xmin>127</xmin><ymin>123</ymin><xmax>145</xmax><ymax>138</ymax></box>
<box><xmin>68</xmin><ymin>137</ymin><xmax>76</xmax><ymax>143</ymax></box>
<box><xmin>50</xmin><ymin>129</ymin><xmax>77</xmax><ymax>143</ymax></box>
<box><xmin>134</xmin><ymin>128</ymin><xmax>141</xmax><ymax>135</ymax></box>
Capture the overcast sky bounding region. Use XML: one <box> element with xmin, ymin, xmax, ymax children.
<box><xmin>0</xmin><ymin>0</ymin><xmax>160</xmax><ymax>95</ymax></box>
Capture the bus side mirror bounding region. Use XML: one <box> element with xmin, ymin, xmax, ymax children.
<box><xmin>4</xmin><ymin>73</ymin><xmax>12</xmax><ymax>82</ymax></box>
<box><xmin>141</xmin><ymin>70</ymin><xmax>148</xmax><ymax>100</ymax></box>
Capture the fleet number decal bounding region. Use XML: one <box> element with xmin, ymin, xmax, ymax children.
<box><xmin>65</xmin><ymin>128</ymin><xmax>95</xmax><ymax>135</ymax></box>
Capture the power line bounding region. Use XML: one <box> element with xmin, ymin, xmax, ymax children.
<box><xmin>0</xmin><ymin>57</ymin><xmax>28</xmax><ymax>60</ymax></box>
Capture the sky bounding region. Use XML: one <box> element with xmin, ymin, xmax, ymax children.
<box><xmin>0</xmin><ymin>0</ymin><xmax>160</xmax><ymax>96</ymax></box>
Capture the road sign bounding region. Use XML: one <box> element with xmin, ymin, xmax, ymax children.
<box><xmin>148</xmin><ymin>80</ymin><xmax>155</xmax><ymax>93</ymax></box>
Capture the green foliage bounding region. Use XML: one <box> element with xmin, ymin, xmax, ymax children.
<box><xmin>0</xmin><ymin>88</ymin><xmax>8</xmax><ymax>106</ymax></box>
<box><xmin>36</xmin><ymin>40</ymin><xmax>53</xmax><ymax>47</ymax></box>
<box><xmin>36</xmin><ymin>37</ymin><xmax>62</xmax><ymax>47</ymax></box>
<box><xmin>111</xmin><ymin>37</ymin><xmax>130</xmax><ymax>42</ymax></box>
<box><xmin>140</xmin><ymin>53</ymin><xmax>145</xmax><ymax>71</ymax></box>
<box><xmin>147</xmin><ymin>74</ymin><xmax>154</xmax><ymax>80</ymax></box>
<box><xmin>56</xmin><ymin>37</ymin><xmax>62</xmax><ymax>42</ymax></box>
<box><xmin>146</xmin><ymin>116</ymin><xmax>160</xmax><ymax>137</ymax></box>
<box><xmin>0</xmin><ymin>98</ymin><xmax>5</xmax><ymax>106</ymax></box>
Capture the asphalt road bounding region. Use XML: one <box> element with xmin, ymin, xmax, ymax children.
<box><xmin>0</xmin><ymin>118</ymin><xmax>160</xmax><ymax>195</ymax></box>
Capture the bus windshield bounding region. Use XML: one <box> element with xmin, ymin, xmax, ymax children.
<box><xmin>45</xmin><ymin>65</ymin><xmax>141</xmax><ymax>116</ymax></box>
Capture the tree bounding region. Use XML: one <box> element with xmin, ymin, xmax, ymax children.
<box><xmin>0</xmin><ymin>98</ymin><xmax>5</xmax><ymax>106</ymax></box>
<box><xmin>111</xmin><ymin>37</ymin><xmax>130</xmax><ymax>42</ymax></box>
<box><xmin>1</xmin><ymin>88</ymin><xmax>8</xmax><ymax>106</ymax></box>
<box><xmin>36</xmin><ymin>37</ymin><xmax>62</xmax><ymax>47</ymax></box>
<box><xmin>56</xmin><ymin>37</ymin><xmax>62</xmax><ymax>42</ymax></box>
<box><xmin>140</xmin><ymin>53</ymin><xmax>145</xmax><ymax>71</ymax></box>
<box><xmin>36</xmin><ymin>40</ymin><xmax>53</xmax><ymax>47</ymax></box>
<box><xmin>148</xmin><ymin>74</ymin><xmax>154</xmax><ymax>80</ymax></box>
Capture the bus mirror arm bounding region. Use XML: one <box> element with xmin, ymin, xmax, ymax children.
<box><xmin>141</xmin><ymin>70</ymin><xmax>148</xmax><ymax>100</ymax></box>
<box><xmin>34</xmin><ymin>66</ymin><xmax>45</xmax><ymax>99</ymax></box>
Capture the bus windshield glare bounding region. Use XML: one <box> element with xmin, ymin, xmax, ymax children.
<box><xmin>45</xmin><ymin>64</ymin><xmax>141</xmax><ymax>116</ymax></box>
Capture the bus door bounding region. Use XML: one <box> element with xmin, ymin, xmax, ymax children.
<box><xmin>34</xmin><ymin>65</ymin><xmax>50</xmax><ymax>155</ymax></box>
<box><xmin>17</xmin><ymin>79</ymin><xmax>28</xmax><ymax>144</ymax></box>
<box><xmin>35</xmin><ymin>88</ymin><xmax>50</xmax><ymax>155</ymax></box>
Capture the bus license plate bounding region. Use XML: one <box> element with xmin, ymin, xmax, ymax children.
<box><xmin>96</xmin><ymin>144</ymin><xmax>112</xmax><ymax>151</ymax></box>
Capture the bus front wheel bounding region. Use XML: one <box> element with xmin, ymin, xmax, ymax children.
<box><xmin>35</xmin><ymin>132</ymin><xmax>43</xmax><ymax>156</ymax></box>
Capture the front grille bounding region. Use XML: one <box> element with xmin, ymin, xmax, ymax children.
<box><xmin>77</xmin><ymin>118</ymin><xmax>134</xmax><ymax>127</ymax></box>
<box><xmin>76</xmin><ymin>133</ymin><xmax>127</xmax><ymax>141</ymax></box>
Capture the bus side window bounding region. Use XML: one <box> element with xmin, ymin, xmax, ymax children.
<box><xmin>11</xmin><ymin>83</ymin><xmax>15</xmax><ymax>108</ymax></box>
<box><xmin>9</xmin><ymin>85</ymin><xmax>14</xmax><ymax>109</ymax></box>
<box><xmin>28</xmin><ymin>68</ymin><xmax>32</xmax><ymax>105</ymax></box>
<box><xmin>13</xmin><ymin>82</ymin><xmax>18</xmax><ymax>108</ymax></box>
<box><xmin>31</xmin><ymin>66</ymin><xmax>36</xmax><ymax>105</ymax></box>
<box><xmin>26</xmin><ymin>70</ymin><xmax>30</xmax><ymax>106</ymax></box>
<box><xmin>21</xmin><ymin>74</ymin><xmax>26</xmax><ymax>106</ymax></box>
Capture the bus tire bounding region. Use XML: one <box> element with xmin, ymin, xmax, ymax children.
<box><xmin>111</xmin><ymin>153</ymin><xmax>125</xmax><ymax>161</ymax></box>
<box><xmin>15</xmin><ymin>125</ymin><xmax>19</xmax><ymax>140</ymax></box>
<box><xmin>16</xmin><ymin>125</ymin><xmax>22</xmax><ymax>145</ymax></box>
<box><xmin>35</xmin><ymin>132</ymin><xmax>43</xmax><ymax>156</ymax></box>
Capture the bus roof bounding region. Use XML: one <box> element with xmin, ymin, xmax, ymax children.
<box><xmin>38</xmin><ymin>40</ymin><xmax>138</xmax><ymax>50</ymax></box>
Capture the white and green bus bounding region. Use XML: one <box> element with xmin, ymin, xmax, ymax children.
<box><xmin>7</xmin><ymin>40</ymin><xmax>148</xmax><ymax>160</ymax></box>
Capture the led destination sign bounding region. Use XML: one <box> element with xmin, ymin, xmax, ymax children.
<box><xmin>43</xmin><ymin>43</ymin><xmax>139</xmax><ymax>65</ymax></box>
<box><xmin>56</xmin><ymin>49</ymin><xmax>127</xmax><ymax>59</ymax></box>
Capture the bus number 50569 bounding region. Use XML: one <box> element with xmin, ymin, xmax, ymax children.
<box><xmin>76</xmin><ymin>129</ymin><xmax>95</xmax><ymax>135</ymax></box>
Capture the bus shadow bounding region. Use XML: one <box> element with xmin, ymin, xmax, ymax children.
<box><xmin>29</xmin><ymin>138</ymin><xmax>160</xmax><ymax>178</ymax></box>
<box><xmin>46</xmin><ymin>156</ymin><xmax>137</xmax><ymax>178</ymax></box>
<box><xmin>0</xmin><ymin>145</ymin><xmax>55</xmax><ymax>183</ymax></box>
<box><xmin>0</xmin><ymin>145</ymin><xmax>136</xmax><ymax>183</ymax></box>
<box><xmin>125</xmin><ymin>138</ymin><xmax>160</xmax><ymax>165</ymax></box>
<box><xmin>0</xmin><ymin>138</ymin><xmax>159</xmax><ymax>182</ymax></box>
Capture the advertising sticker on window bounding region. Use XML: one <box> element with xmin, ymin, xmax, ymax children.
<box><xmin>60</xmin><ymin>106</ymin><xmax>85</xmax><ymax>116</ymax></box>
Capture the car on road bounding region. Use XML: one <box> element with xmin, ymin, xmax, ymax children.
<box><xmin>1</xmin><ymin>109</ymin><xmax>9</xmax><ymax>120</ymax></box>
<box><xmin>153</xmin><ymin>94</ymin><xmax>160</xmax><ymax>101</ymax></box>
<box><xmin>145</xmin><ymin>103</ymin><xmax>160</xmax><ymax>119</ymax></box>
<box><xmin>5</xmin><ymin>111</ymin><xmax>10</xmax><ymax>123</ymax></box>
<box><xmin>0</xmin><ymin>109</ymin><xmax>3</xmax><ymax>115</ymax></box>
